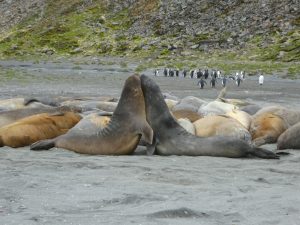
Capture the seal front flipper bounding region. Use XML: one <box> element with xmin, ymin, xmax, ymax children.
<box><xmin>30</xmin><ymin>139</ymin><xmax>55</xmax><ymax>151</ymax></box>
<box><xmin>140</xmin><ymin>122</ymin><xmax>153</xmax><ymax>145</ymax></box>
<box><xmin>146</xmin><ymin>135</ymin><xmax>158</xmax><ymax>155</ymax></box>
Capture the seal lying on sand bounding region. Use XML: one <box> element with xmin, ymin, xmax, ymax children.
<box><xmin>250</xmin><ymin>106</ymin><xmax>300</xmax><ymax>146</ymax></box>
<box><xmin>0</xmin><ymin>106</ymin><xmax>81</xmax><ymax>128</ymax></box>
<box><xmin>277</xmin><ymin>121</ymin><xmax>300</xmax><ymax>150</ymax></box>
<box><xmin>193</xmin><ymin>115</ymin><xmax>251</xmax><ymax>143</ymax></box>
<box><xmin>0</xmin><ymin>112</ymin><xmax>81</xmax><ymax>148</ymax></box>
<box><xmin>31</xmin><ymin>74</ymin><xmax>153</xmax><ymax>155</ymax></box>
<box><xmin>250</xmin><ymin>112</ymin><xmax>288</xmax><ymax>146</ymax></box>
<box><xmin>171</xmin><ymin>110</ymin><xmax>202</xmax><ymax>122</ymax></box>
<box><xmin>140</xmin><ymin>74</ymin><xmax>278</xmax><ymax>159</ymax></box>
<box><xmin>0</xmin><ymin>98</ymin><xmax>51</xmax><ymax>111</ymax></box>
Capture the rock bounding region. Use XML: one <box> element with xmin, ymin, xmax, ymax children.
<box><xmin>40</xmin><ymin>48</ymin><xmax>55</xmax><ymax>55</ymax></box>
<box><xmin>190</xmin><ymin>44</ymin><xmax>199</xmax><ymax>49</ymax></box>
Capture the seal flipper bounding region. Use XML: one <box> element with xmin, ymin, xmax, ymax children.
<box><xmin>140</xmin><ymin>122</ymin><xmax>153</xmax><ymax>145</ymax></box>
<box><xmin>250</xmin><ymin>147</ymin><xmax>280</xmax><ymax>159</ymax></box>
<box><xmin>146</xmin><ymin>135</ymin><xmax>158</xmax><ymax>156</ymax></box>
<box><xmin>30</xmin><ymin>139</ymin><xmax>55</xmax><ymax>151</ymax></box>
<box><xmin>0</xmin><ymin>136</ymin><xmax>3</xmax><ymax>147</ymax></box>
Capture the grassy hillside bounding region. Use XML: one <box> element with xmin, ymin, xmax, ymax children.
<box><xmin>0</xmin><ymin>0</ymin><xmax>299</xmax><ymax>76</ymax></box>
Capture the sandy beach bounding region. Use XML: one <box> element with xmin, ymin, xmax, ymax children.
<box><xmin>0</xmin><ymin>60</ymin><xmax>300</xmax><ymax>225</ymax></box>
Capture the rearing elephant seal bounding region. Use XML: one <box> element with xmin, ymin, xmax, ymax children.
<box><xmin>140</xmin><ymin>75</ymin><xmax>278</xmax><ymax>159</ymax></box>
<box><xmin>31</xmin><ymin>74</ymin><xmax>153</xmax><ymax>155</ymax></box>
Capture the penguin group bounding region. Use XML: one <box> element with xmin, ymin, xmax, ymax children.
<box><xmin>154</xmin><ymin>68</ymin><xmax>246</xmax><ymax>89</ymax></box>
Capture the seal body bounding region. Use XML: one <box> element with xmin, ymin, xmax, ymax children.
<box><xmin>250</xmin><ymin>112</ymin><xmax>289</xmax><ymax>146</ymax></box>
<box><xmin>198</xmin><ymin>101</ymin><xmax>236</xmax><ymax>117</ymax></box>
<box><xmin>249</xmin><ymin>105</ymin><xmax>300</xmax><ymax>146</ymax></box>
<box><xmin>31</xmin><ymin>74</ymin><xmax>153</xmax><ymax>155</ymax></box>
<box><xmin>140</xmin><ymin>75</ymin><xmax>278</xmax><ymax>159</ymax></box>
<box><xmin>277</xmin><ymin>122</ymin><xmax>300</xmax><ymax>150</ymax></box>
<box><xmin>193</xmin><ymin>115</ymin><xmax>251</xmax><ymax>143</ymax></box>
<box><xmin>226</xmin><ymin>109</ymin><xmax>252</xmax><ymax>130</ymax></box>
<box><xmin>171</xmin><ymin>110</ymin><xmax>202</xmax><ymax>122</ymax></box>
<box><xmin>0</xmin><ymin>106</ymin><xmax>80</xmax><ymax>128</ymax></box>
<box><xmin>0</xmin><ymin>112</ymin><xmax>81</xmax><ymax>148</ymax></box>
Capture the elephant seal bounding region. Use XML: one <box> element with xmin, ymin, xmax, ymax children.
<box><xmin>31</xmin><ymin>74</ymin><xmax>153</xmax><ymax>155</ymax></box>
<box><xmin>250</xmin><ymin>112</ymin><xmax>289</xmax><ymax>146</ymax></box>
<box><xmin>177</xmin><ymin>118</ymin><xmax>195</xmax><ymax>135</ymax></box>
<box><xmin>61</xmin><ymin>100</ymin><xmax>118</xmax><ymax>112</ymax></box>
<box><xmin>140</xmin><ymin>75</ymin><xmax>278</xmax><ymax>159</ymax></box>
<box><xmin>0</xmin><ymin>98</ymin><xmax>50</xmax><ymax>111</ymax></box>
<box><xmin>226</xmin><ymin>109</ymin><xmax>252</xmax><ymax>130</ymax></box>
<box><xmin>0</xmin><ymin>105</ymin><xmax>81</xmax><ymax>128</ymax></box>
<box><xmin>277</xmin><ymin>122</ymin><xmax>300</xmax><ymax>150</ymax></box>
<box><xmin>0</xmin><ymin>112</ymin><xmax>81</xmax><ymax>148</ymax></box>
<box><xmin>240</xmin><ymin>104</ymin><xmax>262</xmax><ymax>115</ymax></box>
<box><xmin>171</xmin><ymin>110</ymin><xmax>202</xmax><ymax>122</ymax></box>
<box><xmin>193</xmin><ymin>115</ymin><xmax>251</xmax><ymax>143</ymax></box>
<box><xmin>198</xmin><ymin>101</ymin><xmax>237</xmax><ymax>117</ymax></box>
<box><xmin>58</xmin><ymin>112</ymin><xmax>112</xmax><ymax>136</ymax></box>
<box><xmin>254</xmin><ymin>106</ymin><xmax>300</xmax><ymax>126</ymax></box>
<box><xmin>172</xmin><ymin>96</ymin><xmax>206</xmax><ymax>112</ymax></box>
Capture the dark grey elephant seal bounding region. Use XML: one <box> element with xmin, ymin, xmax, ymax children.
<box><xmin>31</xmin><ymin>74</ymin><xmax>153</xmax><ymax>155</ymax></box>
<box><xmin>277</xmin><ymin>122</ymin><xmax>300</xmax><ymax>150</ymax></box>
<box><xmin>140</xmin><ymin>75</ymin><xmax>278</xmax><ymax>159</ymax></box>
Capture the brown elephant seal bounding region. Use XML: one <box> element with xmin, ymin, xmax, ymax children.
<box><xmin>60</xmin><ymin>112</ymin><xmax>112</xmax><ymax>136</ymax></box>
<box><xmin>250</xmin><ymin>112</ymin><xmax>289</xmax><ymax>146</ymax></box>
<box><xmin>177</xmin><ymin>118</ymin><xmax>195</xmax><ymax>135</ymax></box>
<box><xmin>0</xmin><ymin>112</ymin><xmax>81</xmax><ymax>148</ymax></box>
<box><xmin>0</xmin><ymin>98</ymin><xmax>51</xmax><ymax>111</ymax></box>
<box><xmin>171</xmin><ymin>110</ymin><xmax>202</xmax><ymax>122</ymax></box>
<box><xmin>61</xmin><ymin>100</ymin><xmax>118</xmax><ymax>112</ymax></box>
<box><xmin>0</xmin><ymin>105</ymin><xmax>82</xmax><ymax>128</ymax></box>
<box><xmin>31</xmin><ymin>74</ymin><xmax>153</xmax><ymax>155</ymax></box>
<box><xmin>226</xmin><ymin>109</ymin><xmax>252</xmax><ymax>130</ymax></box>
<box><xmin>193</xmin><ymin>115</ymin><xmax>251</xmax><ymax>143</ymax></box>
<box><xmin>277</xmin><ymin>122</ymin><xmax>300</xmax><ymax>150</ymax></box>
<box><xmin>254</xmin><ymin>106</ymin><xmax>300</xmax><ymax>126</ymax></box>
<box><xmin>198</xmin><ymin>101</ymin><xmax>237</xmax><ymax>117</ymax></box>
<box><xmin>140</xmin><ymin>74</ymin><xmax>278</xmax><ymax>159</ymax></box>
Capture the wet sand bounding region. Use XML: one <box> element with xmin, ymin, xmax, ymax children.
<box><xmin>0</xmin><ymin>60</ymin><xmax>300</xmax><ymax>225</ymax></box>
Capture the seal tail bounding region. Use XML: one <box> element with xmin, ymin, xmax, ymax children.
<box><xmin>249</xmin><ymin>147</ymin><xmax>279</xmax><ymax>159</ymax></box>
<box><xmin>30</xmin><ymin>139</ymin><xmax>55</xmax><ymax>151</ymax></box>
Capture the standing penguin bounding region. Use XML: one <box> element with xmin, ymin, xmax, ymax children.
<box><xmin>210</xmin><ymin>77</ymin><xmax>217</xmax><ymax>88</ymax></box>
<box><xmin>175</xmin><ymin>69</ymin><xmax>179</xmax><ymax>77</ymax></box>
<box><xmin>190</xmin><ymin>70</ymin><xmax>194</xmax><ymax>79</ymax></box>
<box><xmin>236</xmin><ymin>76</ymin><xmax>242</xmax><ymax>87</ymax></box>
<box><xmin>198</xmin><ymin>78</ymin><xmax>207</xmax><ymax>89</ymax></box>
<box><xmin>197</xmin><ymin>70</ymin><xmax>203</xmax><ymax>79</ymax></box>
<box><xmin>222</xmin><ymin>76</ymin><xmax>227</xmax><ymax>87</ymax></box>
<box><xmin>204</xmin><ymin>69</ymin><xmax>209</xmax><ymax>79</ymax></box>
<box><xmin>163</xmin><ymin>68</ymin><xmax>168</xmax><ymax>77</ymax></box>
<box><xmin>154</xmin><ymin>69</ymin><xmax>159</xmax><ymax>77</ymax></box>
<box><xmin>217</xmin><ymin>70</ymin><xmax>222</xmax><ymax>79</ymax></box>
<box><xmin>182</xmin><ymin>69</ymin><xmax>187</xmax><ymax>78</ymax></box>
<box><xmin>259</xmin><ymin>74</ymin><xmax>264</xmax><ymax>85</ymax></box>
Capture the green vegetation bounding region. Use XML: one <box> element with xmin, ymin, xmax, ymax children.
<box><xmin>0</xmin><ymin>0</ymin><xmax>299</xmax><ymax>77</ymax></box>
